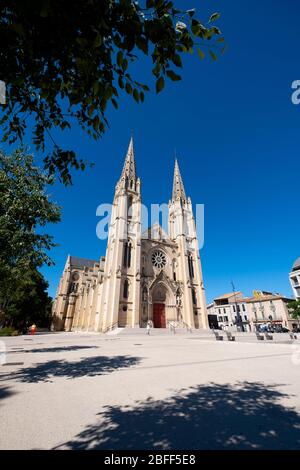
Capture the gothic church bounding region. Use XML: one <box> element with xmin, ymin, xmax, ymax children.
<box><xmin>52</xmin><ymin>138</ymin><xmax>209</xmax><ymax>332</ymax></box>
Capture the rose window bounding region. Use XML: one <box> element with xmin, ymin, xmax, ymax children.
<box><xmin>151</xmin><ymin>250</ymin><xmax>166</xmax><ymax>268</ymax></box>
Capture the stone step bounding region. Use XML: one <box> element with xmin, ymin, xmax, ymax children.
<box><xmin>113</xmin><ymin>327</ymin><xmax>214</xmax><ymax>336</ymax></box>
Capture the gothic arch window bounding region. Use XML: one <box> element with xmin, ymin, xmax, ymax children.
<box><xmin>123</xmin><ymin>279</ymin><xmax>129</xmax><ymax>299</ymax></box>
<box><xmin>128</xmin><ymin>195</ymin><xmax>133</xmax><ymax>219</ymax></box>
<box><xmin>128</xmin><ymin>242</ymin><xmax>132</xmax><ymax>267</ymax></box>
<box><xmin>188</xmin><ymin>254</ymin><xmax>194</xmax><ymax>278</ymax></box>
<box><xmin>69</xmin><ymin>282</ymin><xmax>78</xmax><ymax>294</ymax></box>
<box><xmin>123</xmin><ymin>241</ymin><xmax>132</xmax><ymax>268</ymax></box>
<box><xmin>172</xmin><ymin>259</ymin><xmax>177</xmax><ymax>281</ymax></box>
<box><xmin>192</xmin><ymin>287</ymin><xmax>197</xmax><ymax>306</ymax></box>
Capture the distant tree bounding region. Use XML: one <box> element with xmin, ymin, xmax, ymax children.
<box><xmin>0</xmin><ymin>268</ymin><xmax>53</xmax><ymax>330</ymax></box>
<box><xmin>0</xmin><ymin>1</ymin><xmax>225</xmax><ymax>184</ymax></box>
<box><xmin>288</xmin><ymin>300</ymin><xmax>300</xmax><ymax>326</ymax></box>
<box><xmin>0</xmin><ymin>148</ymin><xmax>60</xmax><ymax>326</ymax></box>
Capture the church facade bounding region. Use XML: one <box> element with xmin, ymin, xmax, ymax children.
<box><xmin>52</xmin><ymin>139</ymin><xmax>209</xmax><ymax>332</ymax></box>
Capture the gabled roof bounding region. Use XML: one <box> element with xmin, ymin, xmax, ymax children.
<box><xmin>142</xmin><ymin>222</ymin><xmax>170</xmax><ymax>241</ymax></box>
<box><xmin>69</xmin><ymin>256</ymin><xmax>98</xmax><ymax>269</ymax></box>
<box><xmin>246</xmin><ymin>294</ymin><xmax>294</xmax><ymax>303</ymax></box>
<box><xmin>214</xmin><ymin>292</ymin><xmax>243</xmax><ymax>301</ymax></box>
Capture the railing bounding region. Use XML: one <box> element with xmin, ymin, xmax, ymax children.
<box><xmin>102</xmin><ymin>322</ymin><xmax>119</xmax><ymax>334</ymax></box>
<box><xmin>167</xmin><ymin>320</ymin><xmax>193</xmax><ymax>333</ymax></box>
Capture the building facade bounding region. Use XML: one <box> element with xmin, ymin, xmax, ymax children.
<box><xmin>207</xmin><ymin>292</ymin><xmax>250</xmax><ymax>331</ymax></box>
<box><xmin>246</xmin><ymin>292</ymin><xmax>295</xmax><ymax>331</ymax></box>
<box><xmin>289</xmin><ymin>257</ymin><xmax>300</xmax><ymax>300</ymax></box>
<box><xmin>207</xmin><ymin>290</ymin><xmax>295</xmax><ymax>331</ymax></box>
<box><xmin>52</xmin><ymin>139</ymin><xmax>209</xmax><ymax>332</ymax></box>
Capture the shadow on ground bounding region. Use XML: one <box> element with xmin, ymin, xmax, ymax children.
<box><xmin>26</xmin><ymin>345</ymin><xmax>99</xmax><ymax>354</ymax></box>
<box><xmin>0</xmin><ymin>355</ymin><xmax>141</xmax><ymax>383</ymax></box>
<box><xmin>56</xmin><ymin>382</ymin><xmax>300</xmax><ymax>450</ymax></box>
<box><xmin>0</xmin><ymin>386</ymin><xmax>16</xmax><ymax>402</ymax></box>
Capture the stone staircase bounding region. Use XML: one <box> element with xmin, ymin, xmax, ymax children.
<box><xmin>115</xmin><ymin>326</ymin><xmax>214</xmax><ymax>336</ymax></box>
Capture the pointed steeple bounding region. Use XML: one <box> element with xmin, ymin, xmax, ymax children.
<box><xmin>121</xmin><ymin>137</ymin><xmax>136</xmax><ymax>179</ymax></box>
<box><xmin>172</xmin><ymin>158</ymin><xmax>187</xmax><ymax>202</ymax></box>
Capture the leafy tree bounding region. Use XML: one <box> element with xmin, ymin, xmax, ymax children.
<box><xmin>0</xmin><ymin>1</ymin><xmax>225</xmax><ymax>184</ymax></box>
<box><xmin>0</xmin><ymin>148</ymin><xmax>60</xmax><ymax>324</ymax></box>
<box><xmin>288</xmin><ymin>300</ymin><xmax>300</xmax><ymax>325</ymax></box>
<box><xmin>0</xmin><ymin>268</ymin><xmax>53</xmax><ymax>330</ymax></box>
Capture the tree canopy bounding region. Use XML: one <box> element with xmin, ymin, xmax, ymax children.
<box><xmin>288</xmin><ymin>300</ymin><xmax>300</xmax><ymax>321</ymax></box>
<box><xmin>0</xmin><ymin>148</ymin><xmax>60</xmax><ymax>325</ymax></box>
<box><xmin>0</xmin><ymin>268</ymin><xmax>53</xmax><ymax>330</ymax></box>
<box><xmin>0</xmin><ymin>0</ymin><xmax>225</xmax><ymax>184</ymax></box>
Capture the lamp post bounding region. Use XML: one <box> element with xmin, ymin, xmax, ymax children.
<box><xmin>231</xmin><ymin>281</ymin><xmax>243</xmax><ymax>332</ymax></box>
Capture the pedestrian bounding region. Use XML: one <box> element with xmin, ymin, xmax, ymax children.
<box><xmin>146</xmin><ymin>320</ymin><xmax>151</xmax><ymax>335</ymax></box>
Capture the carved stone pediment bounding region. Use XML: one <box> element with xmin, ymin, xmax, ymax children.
<box><xmin>149</xmin><ymin>270</ymin><xmax>177</xmax><ymax>294</ymax></box>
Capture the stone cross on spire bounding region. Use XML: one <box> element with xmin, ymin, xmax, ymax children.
<box><xmin>172</xmin><ymin>158</ymin><xmax>187</xmax><ymax>202</ymax></box>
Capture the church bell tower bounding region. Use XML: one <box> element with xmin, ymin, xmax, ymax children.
<box><xmin>168</xmin><ymin>160</ymin><xmax>208</xmax><ymax>329</ymax></box>
<box><xmin>97</xmin><ymin>138</ymin><xmax>142</xmax><ymax>331</ymax></box>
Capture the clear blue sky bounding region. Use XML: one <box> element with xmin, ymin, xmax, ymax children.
<box><xmin>3</xmin><ymin>0</ymin><xmax>300</xmax><ymax>302</ymax></box>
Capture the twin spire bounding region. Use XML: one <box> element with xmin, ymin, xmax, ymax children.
<box><xmin>172</xmin><ymin>158</ymin><xmax>187</xmax><ymax>203</ymax></box>
<box><xmin>119</xmin><ymin>136</ymin><xmax>136</xmax><ymax>183</ymax></box>
<box><xmin>118</xmin><ymin>137</ymin><xmax>187</xmax><ymax>202</ymax></box>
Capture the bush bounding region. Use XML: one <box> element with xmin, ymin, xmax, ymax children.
<box><xmin>0</xmin><ymin>326</ymin><xmax>19</xmax><ymax>336</ymax></box>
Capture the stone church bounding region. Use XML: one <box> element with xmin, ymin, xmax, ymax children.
<box><xmin>52</xmin><ymin>138</ymin><xmax>209</xmax><ymax>332</ymax></box>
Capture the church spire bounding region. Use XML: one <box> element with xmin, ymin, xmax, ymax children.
<box><xmin>117</xmin><ymin>137</ymin><xmax>137</xmax><ymax>189</ymax></box>
<box><xmin>121</xmin><ymin>137</ymin><xmax>136</xmax><ymax>180</ymax></box>
<box><xmin>172</xmin><ymin>158</ymin><xmax>187</xmax><ymax>202</ymax></box>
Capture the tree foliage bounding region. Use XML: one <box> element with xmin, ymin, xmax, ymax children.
<box><xmin>0</xmin><ymin>0</ymin><xmax>225</xmax><ymax>184</ymax></box>
<box><xmin>288</xmin><ymin>300</ymin><xmax>300</xmax><ymax>321</ymax></box>
<box><xmin>0</xmin><ymin>268</ymin><xmax>53</xmax><ymax>330</ymax></box>
<box><xmin>0</xmin><ymin>148</ymin><xmax>60</xmax><ymax>323</ymax></box>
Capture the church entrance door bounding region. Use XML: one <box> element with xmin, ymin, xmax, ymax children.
<box><xmin>153</xmin><ymin>303</ymin><xmax>166</xmax><ymax>328</ymax></box>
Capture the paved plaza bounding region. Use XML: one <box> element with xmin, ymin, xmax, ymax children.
<box><xmin>1</xmin><ymin>330</ymin><xmax>300</xmax><ymax>450</ymax></box>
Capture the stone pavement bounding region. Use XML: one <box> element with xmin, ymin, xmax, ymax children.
<box><xmin>1</xmin><ymin>330</ymin><xmax>300</xmax><ymax>450</ymax></box>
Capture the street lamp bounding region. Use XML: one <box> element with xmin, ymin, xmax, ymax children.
<box><xmin>231</xmin><ymin>281</ymin><xmax>243</xmax><ymax>332</ymax></box>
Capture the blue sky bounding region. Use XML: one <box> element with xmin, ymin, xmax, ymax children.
<box><xmin>2</xmin><ymin>0</ymin><xmax>300</xmax><ymax>302</ymax></box>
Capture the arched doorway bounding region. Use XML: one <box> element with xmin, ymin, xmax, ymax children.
<box><xmin>152</xmin><ymin>285</ymin><xmax>167</xmax><ymax>328</ymax></box>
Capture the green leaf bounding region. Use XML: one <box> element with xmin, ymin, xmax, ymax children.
<box><xmin>136</xmin><ymin>37</ymin><xmax>148</xmax><ymax>55</ymax></box>
<box><xmin>133</xmin><ymin>89</ymin><xmax>140</xmax><ymax>103</ymax></box>
<box><xmin>122</xmin><ymin>58</ymin><xmax>128</xmax><ymax>72</ymax></box>
<box><xmin>111</xmin><ymin>98</ymin><xmax>118</xmax><ymax>109</ymax></box>
<box><xmin>118</xmin><ymin>76</ymin><xmax>124</xmax><ymax>89</ymax></box>
<box><xmin>93</xmin><ymin>81</ymin><xmax>99</xmax><ymax>95</ymax></box>
<box><xmin>117</xmin><ymin>51</ymin><xmax>123</xmax><ymax>67</ymax></box>
<box><xmin>166</xmin><ymin>70</ymin><xmax>181</xmax><ymax>81</ymax></box>
<box><xmin>156</xmin><ymin>76</ymin><xmax>165</xmax><ymax>94</ymax></box>
<box><xmin>209</xmin><ymin>12</ymin><xmax>221</xmax><ymax>23</ymax></box>
<box><xmin>172</xmin><ymin>54</ymin><xmax>182</xmax><ymax>68</ymax></box>
<box><xmin>125</xmin><ymin>83</ymin><xmax>132</xmax><ymax>95</ymax></box>
<box><xmin>197</xmin><ymin>49</ymin><xmax>205</xmax><ymax>60</ymax></box>
<box><xmin>209</xmin><ymin>50</ymin><xmax>217</xmax><ymax>61</ymax></box>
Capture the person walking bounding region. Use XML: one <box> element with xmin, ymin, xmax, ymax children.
<box><xmin>146</xmin><ymin>320</ymin><xmax>151</xmax><ymax>335</ymax></box>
